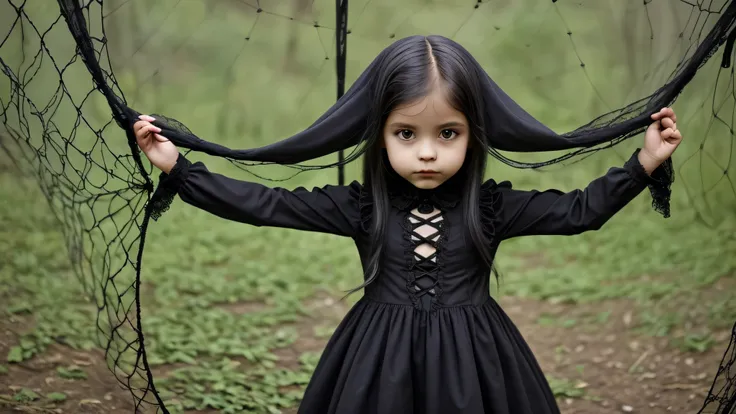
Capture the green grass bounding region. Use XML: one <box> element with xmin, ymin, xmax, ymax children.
<box><xmin>1</xmin><ymin>0</ymin><xmax>735</xmax><ymax>413</ymax></box>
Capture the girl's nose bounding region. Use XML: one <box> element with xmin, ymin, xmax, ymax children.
<box><xmin>418</xmin><ymin>139</ymin><xmax>437</xmax><ymax>161</ymax></box>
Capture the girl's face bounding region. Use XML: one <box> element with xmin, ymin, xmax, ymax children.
<box><xmin>382</xmin><ymin>85</ymin><xmax>470</xmax><ymax>190</ymax></box>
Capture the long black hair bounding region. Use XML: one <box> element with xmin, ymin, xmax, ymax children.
<box><xmin>346</xmin><ymin>35</ymin><xmax>496</xmax><ymax>295</ymax></box>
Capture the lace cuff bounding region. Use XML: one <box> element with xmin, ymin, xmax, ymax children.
<box><xmin>624</xmin><ymin>149</ymin><xmax>674</xmax><ymax>218</ymax></box>
<box><xmin>147</xmin><ymin>153</ymin><xmax>192</xmax><ymax>221</ymax></box>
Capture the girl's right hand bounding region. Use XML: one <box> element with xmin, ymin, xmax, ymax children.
<box><xmin>134</xmin><ymin>114</ymin><xmax>179</xmax><ymax>174</ymax></box>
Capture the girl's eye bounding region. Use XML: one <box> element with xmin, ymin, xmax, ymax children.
<box><xmin>440</xmin><ymin>129</ymin><xmax>456</xmax><ymax>139</ymax></box>
<box><xmin>398</xmin><ymin>129</ymin><xmax>414</xmax><ymax>140</ymax></box>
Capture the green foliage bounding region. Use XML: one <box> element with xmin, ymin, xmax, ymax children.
<box><xmin>56</xmin><ymin>366</ymin><xmax>88</xmax><ymax>380</ymax></box>
<box><xmin>546</xmin><ymin>376</ymin><xmax>587</xmax><ymax>399</ymax></box>
<box><xmin>46</xmin><ymin>392</ymin><xmax>67</xmax><ymax>402</ymax></box>
<box><xmin>675</xmin><ymin>333</ymin><xmax>717</xmax><ymax>353</ymax></box>
<box><xmin>157</xmin><ymin>359</ymin><xmax>312</xmax><ymax>413</ymax></box>
<box><xmin>13</xmin><ymin>389</ymin><xmax>40</xmax><ymax>402</ymax></box>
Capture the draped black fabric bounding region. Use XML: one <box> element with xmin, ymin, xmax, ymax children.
<box><xmin>120</xmin><ymin>7</ymin><xmax>736</xmax><ymax>163</ymax></box>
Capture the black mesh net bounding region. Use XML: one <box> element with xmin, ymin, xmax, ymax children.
<box><xmin>700</xmin><ymin>321</ymin><xmax>736</xmax><ymax>413</ymax></box>
<box><xmin>1</xmin><ymin>0</ymin><xmax>735</xmax><ymax>413</ymax></box>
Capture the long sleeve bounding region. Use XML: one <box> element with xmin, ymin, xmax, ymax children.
<box><xmin>487</xmin><ymin>149</ymin><xmax>672</xmax><ymax>241</ymax></box>
<box><xmin>147</xmin><ymin>153</ymin><xmax>362</xmax><ymax>238</ymax></box>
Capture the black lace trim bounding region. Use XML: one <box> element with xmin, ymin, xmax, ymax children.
<box><xmin>150</xmin><ymin>113</ymin><xmax>194</xmax><ymax>135</ymax></box>
<box><xmin>389</xmin><ymin>188</ymin><xmax>460</xmax><ymax>212</ymax></box>
<box><xmin>624</xmin><ymin>149</ymin><xmax>674</xmax><ymax>218</ymax></box>
<box><xmin>479</xmin><ymin>178</ymin><xmax>510</xmax><ymax>247</ymax></box>
<box><xmin>357</xmin><ymin>184</ymin><xmax>374</xmax><ymax>234</ymax></box>
<box><xmin>356</xmin><ymin>180</ymin><xmax>460</xmax><ymax>234</ymax></box>
<box><xmin>147</xmin><ymin>153</ymin><xmax>191</xmax><ymax>221</ymax></box>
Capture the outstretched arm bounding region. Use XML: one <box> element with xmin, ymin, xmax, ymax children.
<box><xmin>491</xmin><ymin>107</ymin><xmax>683</xmax><ymax>240</ymax></box>
<box><xmin>135</xmin><ymin>114</ymin><xmax>361</xmax><ymax>237</ymax></box>
<box><xmin>151</xmin><ymin>154</ymin><xmax>361</xmax><ymax>237</ymax></box>
<box><xmin>490</xmin><ymin>149</ymin><xmax>671</xmax><ymax>240</ymax></box>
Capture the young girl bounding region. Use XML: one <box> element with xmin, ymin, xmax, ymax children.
<box><xmin>134</xmin><ymin>35</ymin><xmax>682</xmax><ymax>414</ymax></box>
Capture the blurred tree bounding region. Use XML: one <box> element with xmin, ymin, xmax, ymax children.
<box><xmin>106</xmin><ymin>0</ymin><xmax>144</xmax><ymax>76</ymax></box>
<box><xmin>102</xmin><ymin>0</ymin><xmax>151</xmax><ymax>118</ymax></box>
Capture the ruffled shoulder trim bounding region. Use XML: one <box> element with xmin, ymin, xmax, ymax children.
<box><xmin>355</xmin><ymin>177</ymin><xmax>520</xmax><ymax>238</ymax></box>
<box><xmin>478</xmin><ymin>178</ymin><xmax>512</xmax><ymax>247</ymax></box>
<box><xmin>356</xmin><ymin>182</ymin><xmax>373</xmax><ymax>234</ymax></box>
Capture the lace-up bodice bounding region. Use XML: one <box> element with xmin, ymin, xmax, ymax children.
<box><xmin>407</xmin><ymin>206</ymin><xmax>444</xmax><ymax>310</ymax></box>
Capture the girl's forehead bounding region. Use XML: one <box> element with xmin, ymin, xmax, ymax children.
<box><xmin>388</xmin><ymin>88</ymin><xmax>466</xmax><ymax>123</ymax></box>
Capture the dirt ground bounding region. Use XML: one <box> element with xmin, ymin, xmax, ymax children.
<box><xmin>1</xmin><ymin>293</ymin><xmax>731</xmax><ymax>414</ymax></box>
<box><xmin>500</xmin><ymin>296</ymin><xmax>730</xmax><ymax>413</ymax></box>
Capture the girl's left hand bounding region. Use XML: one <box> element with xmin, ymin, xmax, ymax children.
<box><xmin>639</xmin><ymin>107</ymin><xmax>683</xmax><ymax>173</ymax></box>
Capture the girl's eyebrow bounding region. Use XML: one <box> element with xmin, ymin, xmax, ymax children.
<box><xmin>388</xmin><ymin>121</ymin><xmax>467</xmax><ymax>129</ymax></box>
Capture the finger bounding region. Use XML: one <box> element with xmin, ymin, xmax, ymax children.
<box><xmin>142</xmin><ymin>124</ymin><xmax>162</xmax><ymax>135</ymax></box>
<box><xmin>153</xmin><ymin>133</ymin><xmax>169</xmax><ymax>143</ymax></box>
<box><xmin>661</xmin><ymin>127</ymin><xmax>674</xmax><ymax>140</ymax></box>
<box><xmin>661</xmin><ymin>117</ymin><xmax>675</xmax><ymax>130</ymax></box>
<box><xmin>133</xmin><ymin>120</ymin><xmax>148</xmax><ymax>133</ymax></box>
<box><xmin>663</xmin><ymin>108</ymin><xmax>672</xmax><ymax>119</ymax></box>
<box><xmin>653</xmin><ymin>109</ymin><xmax>668</xmax><ymax>120</ymax></box>
<box><xmin>136</xmin><ymin>124</ymin><xmax>151</xmax><ymax>139</ymax></box>
<box><xmin>134</xmin><ymin>124</ymin><xmax>149</xmax><ymax>139</ymax></box>
<box><xmin>138</xmin><ymin>114</ymin><xmax>156</xmax><ymax>122</ymax></box>
<box><xmin>137</xmin><ymin>125</ymin><xmax>160</xmax><ymax>143</ymax></box>
<box><xmin>663</xmin><ymin>107</ymin><xmax>677</xmax><ymax>123</ymax></box>
<box><xmin>669</xmin><ymin>129</ymin><xmax>683</xmax><ymax>143</ymax></box>
<box><xmin>134</xmin><ymin>120</ymin><xmax>158</xmax><ymax>135</ymax></box>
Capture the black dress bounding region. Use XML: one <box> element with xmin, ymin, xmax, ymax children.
<box><xmin>155</xmin><ymin>149</ymin><xmax>668</xmax><ymax>414</ymax></box>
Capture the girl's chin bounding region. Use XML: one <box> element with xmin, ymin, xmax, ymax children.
<box><xmin>408</xmin><ymin>176</ymin><xmax>445</xmax><ymax>189</ymax></box>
